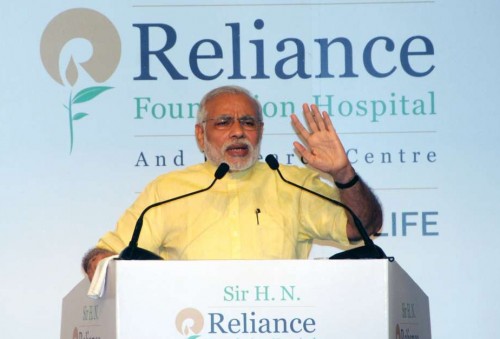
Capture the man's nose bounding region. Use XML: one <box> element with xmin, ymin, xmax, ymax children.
<box><xmin>229</xmin><ymin>118</ymin><xmax>245</xmax><ymax>137</ymax></box>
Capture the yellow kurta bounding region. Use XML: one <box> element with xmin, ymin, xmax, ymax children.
<box><xmin>97</xmin><ymin>161</ymin><xmax>349</xmax><ymax>259</ymax></box>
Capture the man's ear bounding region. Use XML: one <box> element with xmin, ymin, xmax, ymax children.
<box><xmin>195</xmin><ymin>124</ymin><xmax>205</xmax><ymax>151</ymax></box>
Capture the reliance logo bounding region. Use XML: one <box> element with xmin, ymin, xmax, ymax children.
<box><xmin>133</xmin><ymin>19</ymin><xmax>435</xmax><ymax>81</ymax></box>
<box><xmin>175</xmin><ymin>307</ymin><xmax>317</xmax><ymax>338</ymax></box>
<box><xmin>40</xmin><ymin>8</ymin><xmax>121</xmax><ymax>154</ymax></box>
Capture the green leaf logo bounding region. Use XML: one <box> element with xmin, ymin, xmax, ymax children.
<box><xmin>73</xmin><ymin>86</ymin><xmax>113</xmax><ymax>104</ymax></box>
<box><xmin>65</xmin><ymin>86</ymin><xmax>113</xmax><ymax>154</ymax></box>
<box><xmin>72</xmin><ymin>112</ymin><xmax>88</xmax><ymax>121</ymax></box>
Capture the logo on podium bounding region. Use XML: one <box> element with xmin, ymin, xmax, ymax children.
<box><xmin>176</xmin><ymin>307</ymin><xmax>205</xmax><ymax>339</ymax></box>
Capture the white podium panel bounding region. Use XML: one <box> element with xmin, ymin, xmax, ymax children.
<box><xmin>61</xmin><ymin>260</ymin><xmax>431</xmax><ymax>339</ymax></box>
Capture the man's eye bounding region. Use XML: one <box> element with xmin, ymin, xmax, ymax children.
<box><xmin>215</xmin><ymin>118</ymin><xmax>232</xmax><ymax>126</ymax></box>
<box><xmin>241</xmin><ymin>119</ymin><xmax>256</xmax><ymax>127</ymax></box>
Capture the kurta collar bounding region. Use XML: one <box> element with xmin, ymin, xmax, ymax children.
<box><xmin>201</xmin><ymin>160</ymin><xmax>260</xmax><ymax>181</ymax></box>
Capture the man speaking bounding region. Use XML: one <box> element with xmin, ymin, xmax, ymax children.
<box><xmin>82</xmin><ymin>85</ymin><xmax>383</xmax><ymax>280</ymax></box>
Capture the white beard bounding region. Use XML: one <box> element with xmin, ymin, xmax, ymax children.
<box><xmin>203</xmin><ymin>136</ymin><xmax>260</xmax><ymax>172</ymax></box>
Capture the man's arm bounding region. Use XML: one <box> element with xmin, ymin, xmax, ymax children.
<box><xmin>291</xmin><ymin>104</ymin><xmax>383</xmax><ymax>241</ymax></box>
<box><xmin>334</xmin><ymin>168</ymin><xmax>383</xmax><ymax>241</ymax></box>
<box><xmin>82</xmin><ymin>247</ymin><xmax>117</xmax><ymax>281</ymax></box>
<box><xmin>81</xmin><ymin>176</ymin><xmax>165</xmax><ymax>280</ymax></box>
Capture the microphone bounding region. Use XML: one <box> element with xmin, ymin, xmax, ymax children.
<box><xmin>265</xmin><ymin>154</ymin><xmax>389</xmax><ymax>260</ymax></box>
<box><xmin>119</xmin><ymin>162</ymin><xmax>230</xmax><ymax>260</ymax></box>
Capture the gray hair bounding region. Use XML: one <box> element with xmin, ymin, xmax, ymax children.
<box><xmin>196</xmin><ymin>85</ymin><xmax>263</xmax><ymax>124</ymax></box>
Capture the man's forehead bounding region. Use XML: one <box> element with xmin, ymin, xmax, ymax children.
<box><xmin>206</xmin><ymin>93</ymin><xmax>258</xmax><ymax>116</ymax></box>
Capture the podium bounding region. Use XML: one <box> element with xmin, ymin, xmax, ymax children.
<box><xmin>61</xmin><ymin>259</ymin><xmax>431</xmax><ymax>338</ymax></box>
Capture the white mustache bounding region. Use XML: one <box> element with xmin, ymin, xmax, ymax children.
<box><xmin>222</xmin><ymin>139</ymin><xmax>253</xmax><ymax>153</ymax></box>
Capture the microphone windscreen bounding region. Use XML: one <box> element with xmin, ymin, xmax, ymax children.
<box><xmin>265</xmin><ymin>154</ymin><xmax>280</xmax><ymax>170</ymax></box>
<box><xmin>214</xmin><ymin>162</ymin><xmax>230</xmax><ymax>179</ymax></box>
